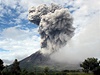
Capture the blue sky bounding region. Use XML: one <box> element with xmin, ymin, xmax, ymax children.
<box><xmin>0</xmin><ymin>0</ymin><xmax>100</xmax><ymax>65</ymax></box>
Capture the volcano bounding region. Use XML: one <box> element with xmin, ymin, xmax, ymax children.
<box><xmin>19</xmin><ymin>51</ymin><xmax>80</xmax><ymax>72</ymax></box>
<box><xmin>19</xmin><ymin>51</ymin><xmax>60</xmax><ymax>71</ymax></box>
<box><xmin>19</xmin><ymin>4</ymin><xmax>76</xmax><ymax>71</ymax></box>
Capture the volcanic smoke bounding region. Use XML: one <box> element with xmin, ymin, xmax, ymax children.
<box><xmin>28</xmin><ymin>4</ymin><xmax>75</xmax><ymax>54</ymax></box>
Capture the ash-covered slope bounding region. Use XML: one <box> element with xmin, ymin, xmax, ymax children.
<box><xmin>19</xmin><ymin>51</ymin><xmax>59</xmax><ymax>71</ymax></box>
<box><xmin>19</xmin><ymin>51</ymin><xmax>80</xmax><ymax>71</ymax></box>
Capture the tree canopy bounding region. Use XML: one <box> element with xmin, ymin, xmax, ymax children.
<box><xmin>80</xmin><ymin>57</ymin><xmax>100</xmax><ymax>73</ymax></box>
<box><xmin>0</xmin><ymin>59</ymin><xmax>5</xmax><ymax>75</ymax></box>
<box><xmin>11</xmin><ymin>59</ymin><xmax>21</xmax><ymax>75</ymax></box>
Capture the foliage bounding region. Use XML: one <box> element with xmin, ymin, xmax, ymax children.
<box><xmin>10</xmin><ymin>59</ymin><xmax>21</xmax><ymax>75</ymax></box>
<box><xmin>0</xmin><ymin>59</ymin><xmax>5</xmax><ymax>71</ymax></box>
<box><xmin>1</xmin><ymin>57</ymin><xmax>100</xmax><ymax>75</ymax></box>
<box><xmin>0</xmin><ymin>59</ymin><xmax>5</xmax><ymax>75</ymax></box>
<box><xmin>44</xmin><ymin>67</ymin><xmax>49</xmax><ymax>73</ymax></box>
<box><xmin>67</xmin><ymin>72</ymin><xmax>93</xmax><ymax>75</ymax></box>
<box><xmin>80</xmin><ymin>57</ymin><xmax>100</xmax><ymax>73</ymax></box>
<box><xmin>93</xmin><ymin>66</ymin><xmax>100</xmax><ymax>75</ymax></box>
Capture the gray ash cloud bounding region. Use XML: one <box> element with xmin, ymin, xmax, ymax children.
<box><xmin>28</xmin><ymin>4</ymin><xmax>75</xmax><ymax>54</ymax></box>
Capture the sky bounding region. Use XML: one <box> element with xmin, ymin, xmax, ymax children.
<box><xmin>0</xmin><ymin>0</ymin><xmax>100</xmax><ymax>65</ymax></box>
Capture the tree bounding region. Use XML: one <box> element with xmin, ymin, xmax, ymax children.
<box><xmin>11</xmin><ymin>59</ymin><xmax>21</xmax><ymax>75</ymax></box>
<box><xmin>80</xmin><ymin>57</ymin><xmax>100</xmax><ymax>73</ymax></box>
<box><xmin>93</xmin><ymin>66</ymin><xmax>100</xmax><ymax>75</ymax></box>
<box><xmin>44</xmin><ymin>67</ymin><xmax>49</xmax><ymax>73</ymax></box>
<box><xmin>0</xmin><ymin>59</ymin><xmax>5</xmax><ymax>75</ymax></box>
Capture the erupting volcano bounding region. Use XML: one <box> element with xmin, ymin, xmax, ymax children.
<box><xmin>19</xmin><ymin>4</ymin><xmax>75</xmax><ymax>71</ymax></box>
<box><xmin>28</xmin><ymin>4</ymin><xmax>75</xmax><ymax>54</ymax></box>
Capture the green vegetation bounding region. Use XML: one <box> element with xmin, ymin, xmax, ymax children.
<box><xmin>80</xmin><ymin>57</ymin><xmax>100</xmax><ymax>73</ymax></box>
<box><xmin>80</xmin><ymin>57</ymin><xmax>100</xmax><ymax>75</ymax></box>
<box><xmin>1</xmin><ymin>57</ymin><xmax>100</xmax><ymax>75</ymax></box>
<box><xmin>0</xmin><ymin>59</ymin><xmax>5</xmax><ymax>75</ymax></box>
<box><xmin>10</xmin><ymin>59</ymin><xmax>21</xmax><ymax>75</ymax></box>
<box><xmin>67</xmin><ymin>72</ymin><xmax>93</xmax><ymax>75</ymax></box>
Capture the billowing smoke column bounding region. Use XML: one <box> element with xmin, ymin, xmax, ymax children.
<box><xmin>28</xmin><ymin>4</ymin><xmax>75</xmax><ymax>54</ymax></box>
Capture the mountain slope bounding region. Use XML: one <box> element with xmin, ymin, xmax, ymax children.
<box><xmin>19</xmin><ymin>51</ymin><xmax>59</xmax><ymax>71</ymax></box>
<box><xmin>19</xmin><ymin>51</ymin><xmax>81</xmax><ymax>71</ymax></box>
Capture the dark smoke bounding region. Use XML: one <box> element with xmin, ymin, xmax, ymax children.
<box><xmin>28</xmin><ymin>4</ymin><xmax>75</xmax><ymax>54</ymax></box>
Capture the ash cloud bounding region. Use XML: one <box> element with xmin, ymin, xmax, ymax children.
<box><xmin>28</xmin><ymin>4</ymin><xmax>75</xmax><ymax>54</ymax></box>
<box><xmin>50</xmin><ymin>13</ymin><xmax>100</xmax><ymax>66</ymax></box>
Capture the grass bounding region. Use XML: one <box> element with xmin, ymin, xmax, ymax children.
<box><xmin>67</xmin><ymin>72</ymin><xmax>93</xmax><ymax>75</ymax></box>
<box><xmin>35</xmin><ymin>72</ymin><xmax>93</xmax><ymax>75</ymax></box>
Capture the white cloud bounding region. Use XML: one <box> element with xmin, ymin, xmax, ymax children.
<box><xmin>18</xmin><ymin>12</ymin><xmax>28</xmax><ymax>20</ymax></box>
<box><xmin>71</xmin><ymin>0</ymin><xmax>100</xmax><ymax>33</ymax></box>
<box><xmin>0</xmin><ymin>26</ymin><xmax>40</xmax><ymax>65</ymax></box>
<box><xmin>1</xmin><ymin>0</ymin><xmax>18</xmax><ymax>9</ymax></box>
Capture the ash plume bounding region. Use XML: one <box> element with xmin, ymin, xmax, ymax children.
<box><xmin>28</xmin><ymin>4</ymin><xmax>75</xmax><ymax>54</ymax></box>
